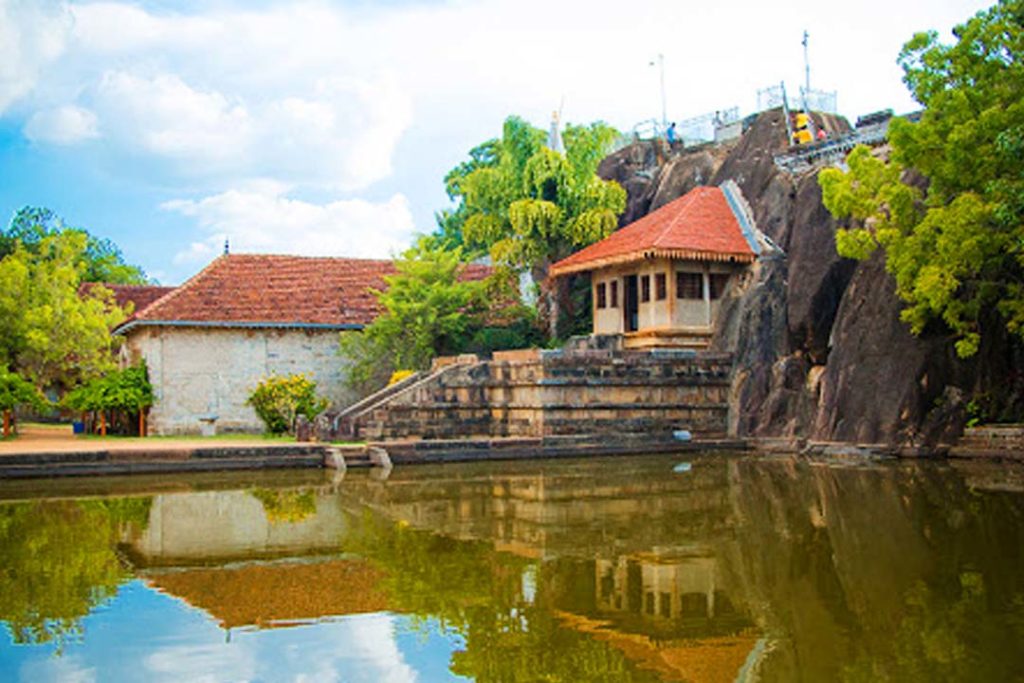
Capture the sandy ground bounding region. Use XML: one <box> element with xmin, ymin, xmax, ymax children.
<box><xmin>0</xmin><ymin>423</ymin><xmax>296</xmax><ymax>455</ymax></box>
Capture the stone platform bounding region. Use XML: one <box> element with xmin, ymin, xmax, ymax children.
<box><xmin>323</xmin><ymin>346</ymin><xmax>734</xmax><ymax>444</ymax></box>
<box><xmin>950</xmin><ymin>424</ymin><xmax>1024</xmax><ymax>460</ymax></box>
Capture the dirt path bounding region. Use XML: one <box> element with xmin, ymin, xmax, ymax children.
<box><xmin>0</xmin><ymin>424</ymin><xmax>294</xmax><ymax>455</ymax></box>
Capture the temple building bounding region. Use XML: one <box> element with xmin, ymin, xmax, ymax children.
<box><xmin>549</xmin><ymin>181</ymin><xmax>765</xmax><ymax>349</ymax></box>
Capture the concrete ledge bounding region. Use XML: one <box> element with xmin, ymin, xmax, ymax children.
<box><xmin>373</xmin><ymin>434</ymin><xmax>747</xmax><ymax>464</ymax></box>
<box><xmin>0</xmin><ymin>434</ymin><xmax>749</xmax><ymax>479</ymax></box>
<box><xmin>0</xmin><ymin>443</ymin><xmax>331</xmax><ymax>479</ymax></box>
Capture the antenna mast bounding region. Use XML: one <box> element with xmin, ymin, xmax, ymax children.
<box><xmin>802</xmin><ymin>30</ymin><xmax>810</xmax><ymax>95</ymax></box>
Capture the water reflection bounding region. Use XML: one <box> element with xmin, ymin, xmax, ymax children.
<box><xmin>0</xmin><ymin>456</ymin><xmax>1023</xmax><ymax>682</ymax></box>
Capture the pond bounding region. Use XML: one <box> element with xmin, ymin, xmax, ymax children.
<box><xmin>0</xmin><ymin>454</ymin><xmax>1023</xmax><ymax>682</ymax></box>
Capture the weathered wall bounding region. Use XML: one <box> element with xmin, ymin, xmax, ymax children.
<box><xmin>348</xmin><ymin>349</ymin><xmax>733</xmax><ymax>441</ymax></box>
<box><xmin>125</xmin><ymin>326</ymin><xmax>356</xmax><ymax>435</ymax></box>
<box><xmin>125</xmin><ymin>489</ymin><xmax>349</xmax><ymax>565</ymax></box>
<box><xmin>600</xmin><ymin>109</ymin><xmax>1012</xmax><ymax>446</ymax></box>
<box><xmin>591</xmin><ymin>259</ymin><xmax>739</xmax><ymax>337</ymax></box>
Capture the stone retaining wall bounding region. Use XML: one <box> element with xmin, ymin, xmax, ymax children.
<box><xmin>342</xmin><ymin>349</ymin><xmax>733</xmax><ymax>442</ymax></box>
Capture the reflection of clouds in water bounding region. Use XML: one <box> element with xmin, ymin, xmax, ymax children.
<box><xmin>18</xmin><ymin>653</ymin><xmax>97</xmax><ymax>683</ymax></box>
<box><xmin>144</xmin><ymin>640</ymin><xmax>255</xmax><ymax>683</ymax></box>
<box><xmin>344</xmin><ymin>614</ymin><xmax>417</xmax><ymax>683</ymax></box>
<box><xmin>140</xmin><ymin>613</ymin><xmax>415</xmax><ymax>683</ymax></box>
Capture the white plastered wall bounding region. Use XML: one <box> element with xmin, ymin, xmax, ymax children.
<box><xmin>124</xmin><ymin>326</ymin><xmax>357</xmax><ymax>434</ymax></box>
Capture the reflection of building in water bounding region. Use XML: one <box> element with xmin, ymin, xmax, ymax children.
<box><xmin>591</xmin><ymin>551</ymin><xmax>751</xmax><ymax>639</ymax></box>
<box><xmin>146</xmin><ymin>559</ymin><xmax>390</xmax><ymax>631</ymax></box>
<box><xmin>340</xmin><ymin>457</ymin><xmax>736</xmax><ymax>560</ymax></box>
<box><xmin>121</xmin><ymin>488</ymin><xmax>347</xmax><ymax>567</ymax></box>
<box><xmin>560</xmin><ymin>551</ymin><xmax>762</xmax><ymax>683</ymax></box>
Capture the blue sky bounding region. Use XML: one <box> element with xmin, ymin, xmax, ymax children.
<box><xmin>0</xmin><ymin>0</ymin><xmax>995</xmax><ymax>284</ymax></box>
<box><xmin>0</xmin><ymin>580</ymin><xmax>467</xmax><ymax>682</ymax></box>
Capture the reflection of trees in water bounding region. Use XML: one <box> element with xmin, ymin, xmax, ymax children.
<box><xmin>0</xmin><ymin>497</ymin><xmax>151</xmax><ymax>647</ymax></box>
<box><xmin>725</xmin><ymin>459</ymin><xmax>1024</xmax><ymax>682</ymax></box>
<box><xmin>249</xmin><ymin>487</ymin><xmax>317</xmax><ymax>524</ymax></box>
<box><xmin>344</xmin><ymin>457</ymin><xmax>1024</xmax><ymax>682</ymax></box>
<box><xmin>344</xmin><ymin>511</ymin><xmax>664</xmax><ymax>682</ymax></box>
<box><xmin>841</xmin><ymin>572</ymin><xmax>1024</xmax><ymax>683</ymax></box>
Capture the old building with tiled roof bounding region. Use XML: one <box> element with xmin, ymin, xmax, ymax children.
<box><xmin>116</xmin><ymin>254</ymin><xmax>491</xmax><ymax>435</ymax></box>
<box><xmin>79</xmin><ymin>283</ymin><xmax>177</xmax><ymax>322</ymax></box>
<box><xmin>550</xmin><ymin>182</ymin><xmax>767</xmax><ymax>349</ymax></box>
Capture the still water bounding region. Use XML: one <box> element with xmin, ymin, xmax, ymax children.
<box><xmin>0</xmin><ymin>454</ymin><xmax>1023</xmax><ymax>682</ymax></box>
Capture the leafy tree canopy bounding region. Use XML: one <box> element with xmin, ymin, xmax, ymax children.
<box><xmin>0</xmin><ymin>365</ymin><xmax>48</xmax><ymax>415</ymax></box>
<box><xmin>2</xmin><ymin>207</ymin><xmax>148</xmax><ymax>285</ymax></box>
<box><xmin>0</xmin><ymin>232</ymin><xmax>128</xmax><ymax>389</ymax></box>
<box><xmin>62</xmin><ymin>362</ymin><xmax>153</xmax><ymax>414</ymax></box>
<box><xmin>820</xmin><ymin>0</ymin><xmax>1024</xmax><ymax>357</ymax></box>
<box><xmin>434</xmin><ymin>115</ymin><xmax>626</xmax><ymax>279</ymax></box>
<box><xmin>339</xmin><ymin>240</ymin><xmax>537</xmax><ymax>394</ymax></box>
<box><xmin>339</xmin><ymin>242</ymin><xmax>490</xmax><ymax>393</ymax></box>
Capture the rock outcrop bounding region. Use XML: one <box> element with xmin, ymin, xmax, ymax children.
<box><xmin>599</xmin><ymin>109</ymin><xmax>1017</xmax><ymax>447</ymax></box>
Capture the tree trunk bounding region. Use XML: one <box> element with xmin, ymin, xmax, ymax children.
<box><xmin>2</xmin><ymin>410</ymin><xmax>9</xmax><ymax>438</ymax></box>
<box><xmin>139</xmin><ymin>410</ymin><xmax>146</xmax><ymax>437</ymax></box>
<box><xmin>99</xmin><ymin>411</ymin><xmax>107</xmax><ymax>437</ymax></box>
<box><xmin>531</xmin><ymin>261</ymin><xmax>559</xmax><ymax>339</ymax></box>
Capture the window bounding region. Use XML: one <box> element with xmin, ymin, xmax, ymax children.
<box><xmin>660</xmin><ymin>592</ymin><xmax>672</xmax><ymax>618</ymax></box>
<box><xmin>640</xmin><ymin>275</ymin><xmax>650</xmax><ymax>302</ymax></box>
<box><xmin>676</xmin><ymin>272</ymin><xmax>703</xmax><ymax>299</ymax></box>
<box><xmin>610</xmin><ymin>280</ymin><xmax>619</xmax><ymax>308</ymax></box>
<box><xmin>709</xmin><ymin>273</ymin><xmax>731</xmax><ymax>299</ymax></box>
<box><xmin>596</xmin><ymin>282</ymin><xmax>606</xmax><ymax>309</ymax></box>
<box><xmin>655</xmin><ymin>273</ymin><xmax>667</xmax><ymax>300</ymax></box>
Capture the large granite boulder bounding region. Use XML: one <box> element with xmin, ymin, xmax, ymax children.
<box><xmin>604</xmin><ymin>108</ymin><xmax>1012</xmax><ymax>446</ymax></box>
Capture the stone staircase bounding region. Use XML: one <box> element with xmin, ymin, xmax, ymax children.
<box><xmin>320</xmin><ymin>345</ymin><xmax>734</xmax><ymax>445</ymax></box>
<box><xmin>950</xmin><ymin>424</ymin><xmax>1024</xmax><ymax>460</ymax></box>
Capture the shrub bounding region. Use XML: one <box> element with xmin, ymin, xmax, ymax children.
<box><xmin>62</xmin><ymin>361</ymin><xmax>152</xmax><ymax>435</ymax></box>
<box><xmin>246</xmin><ymin>374</ymin><xmax>329</xmax><ymax>435</ymax></box>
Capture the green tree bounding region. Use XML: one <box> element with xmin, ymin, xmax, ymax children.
<box><xmin>63</xmin><ymin>362</ymin><xmax>154</xmax><ymax>436</ymax></box>
<box><xmin>0</xmin><ymin>233</ymin><xmax>128</xmax><ymax>390</ymax></box>
<box><xmin>437</xmin><ymin>116</ymin><xmax>626</xmax><ymax>334</ymax></box>
<box><xmin>338</xmin><ymin>241</ymin><xmax>496</xmax><ymax>393</ymax></box>
<box><xmin>246</xmin><ymin>373</ymin><xmax>329</xmax><ymax>435</ymax></box>
<box><xmin>2</xmin><ymin>207</ymin><xmax>148</xmax><ymax>284</ymax></box>
<box><xmin>0</xmin><ymin>365</ymin><xmax>49</xmax><ymax>437</ymax></box>
<box><xmin>819</xmin><ymin>0</ymin><xmax>1024</xmax><ymax>358</ymax></box>
<box><xmin>442</xmin><ymin>116</ymin><xmax>625</xmax><ymax>276</ymax></box>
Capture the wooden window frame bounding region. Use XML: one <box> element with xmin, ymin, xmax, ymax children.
<box><xmin>676</xmin><ymin>271</ymin><xmax>703</xmax><ymax>300</ymax></box>
<box><xmin>640</xmin><ymin>275</ymin><xmax>650</xmax><ymax>303</ymax></box>
<box><xmin>610</xmin><ymin>280</ymin><xmax>619</xmax><ymax>308</ymax></box>
<box><xmin>596</xmin><ymin>282</ymin><xmax>607</xmax><ymax>309</ymax></box>
<box><xmin>655</xmin><ymin>273</ymin><xmax>667</xmax><ymax>300</ymax></box>
<box><xmin>709</xmin><ymin>273</ymin><xmax>730</xmax><ymax>300</ymax></box>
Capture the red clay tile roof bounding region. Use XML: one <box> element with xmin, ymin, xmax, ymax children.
<box><xmin>117</xmin><ymin>254</ymin><xmax>493</xmax><ymax>331</ymax></box>
<box><xmin>549</xmin><ymin>186</ymin><xmax>756</xmax><ymax>277</ymax></box>
<box><xmin>80</xmin><ymin>283</ymin><xmax>177</xmax><ymax>321</ymax></box>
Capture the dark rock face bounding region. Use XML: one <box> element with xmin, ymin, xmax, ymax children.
<box><xmin>598</xmin><ymin>141</ymin><xmax>662</xmax><ymax>227</ymax></box>
<box><xmin>810</xmin><ymin>253</ymin><xmax>948</xmax><ymax>443</ymax></box>
<box><xmin>606</xmin><ymin>108</ymin><xmax>992</xmax><ymax>446</ymax></box>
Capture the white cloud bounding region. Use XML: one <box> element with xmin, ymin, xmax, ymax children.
<box><xmin>23</xmin><ymin>104</ymin><xmax>99</xmax><ymax>144</ymax></box>
<box><xmin>18</xmin><ymin>652</ymin><xmax>97</xmax><ymax>683</ymax></box>
<box><xmin>95</xmin><ymin>71</ymin><xmax>251</xmax><ymax>165</ymax></box>
<box><xmin>163</xmin><ymin>187</ymin><xmax>415</xmax><ymax>265</ymax></box>
<box><xmin>0</xmin><ymin>0</ymin><xmax>71</xmax><ymax>114</ymax></box>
